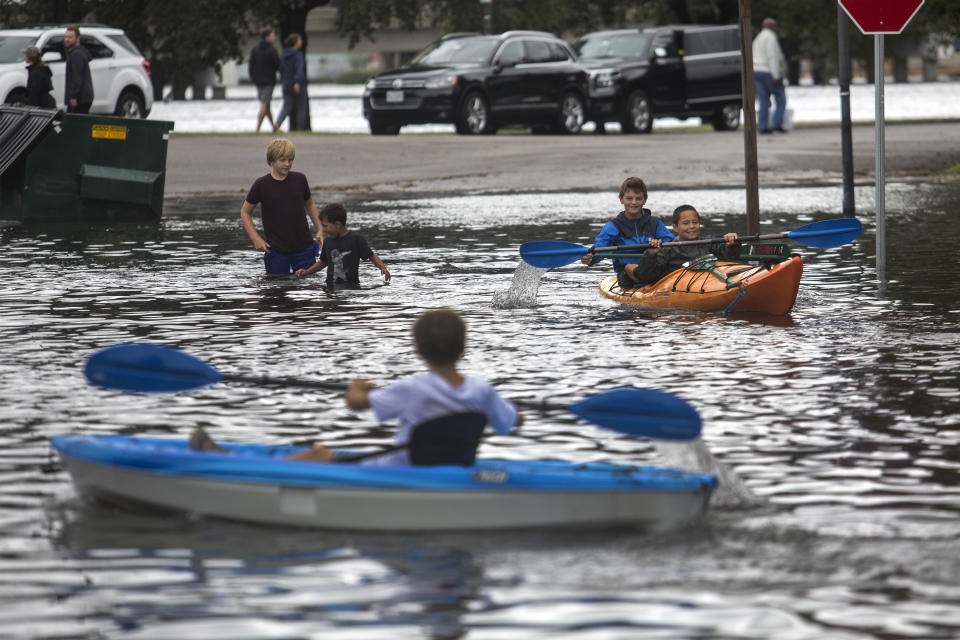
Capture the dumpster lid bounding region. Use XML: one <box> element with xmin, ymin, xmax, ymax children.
<box><xmin>0</xmin><ymin>105</ymin><xmax>61</xmax><ymax>176</ymax></box>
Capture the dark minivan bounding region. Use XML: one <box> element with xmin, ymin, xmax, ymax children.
<box><xmin>362</xmin><ymin>31</ymin><xmax>590</xmax><ymax>135</ymax></box>
<box><xmin>573</xmin><ymin>25</ymin><xmax>742</xmax><ymax>133</ymax></box>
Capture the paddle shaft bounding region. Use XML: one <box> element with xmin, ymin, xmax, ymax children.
<box><xmin>228</xmin><ymin>372</ymin><xmax>590</xmax><ymax>415</ymax></box>
<box><xmin>595</xmin><ymin>233</ymin><xmax>775</xmax><ymax>254</ymax></box>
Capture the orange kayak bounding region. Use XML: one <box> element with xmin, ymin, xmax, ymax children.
<box><xmin>599</xmin><ymin>255</ymin><xmax>803</xmax><ymax>315</ymax></box>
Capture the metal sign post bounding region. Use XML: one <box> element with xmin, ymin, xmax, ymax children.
<box><xmin>874</xmin><ymin>34</ymin><xmax>885</xmax><ymax>282</ymax></box>
<box><xmin>838</xmin><ymin>0</ymin><xmax>924</xmax><ymax>285</ymax></box>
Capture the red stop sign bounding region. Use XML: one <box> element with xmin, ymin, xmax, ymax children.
<box><xmin>839</xmin><ymin>0</ymin><xmax>924</xmax><ymax>34</ymax></box>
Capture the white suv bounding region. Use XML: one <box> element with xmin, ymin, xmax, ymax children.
<box><xmin>0</xmin><ymin>24</ymin><xmax>152</xmax><ymax>117</ymax></box>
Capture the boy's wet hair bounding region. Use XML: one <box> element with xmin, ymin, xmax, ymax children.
<box><xmin>619</xmin><ymin>176</ymin><xmax>648</xmax><ymax>199</ymax></box>
<box><xmin>672</xmin><ymin>204</ymin><xmax>700</xmax><ymax>224</ymax></box>
<box><xmin>320</xmin><ymin>202</ymin><xmax>347</xmax><ymax>224</ymax></box>
<box><xmin>266</xmin><ymin>138</ymin><xmax>295</xmax><ymax>164</ymax></box>
<box><xmin>413</xmin><ymin>309</ymin><xmax>466</xmax><ymax>366</ymax></box>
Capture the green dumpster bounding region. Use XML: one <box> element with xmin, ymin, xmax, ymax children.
<box><xmin>0</xmin><ymin>106</ymin><xmax>175</xmax><ymax>222</ymax></box>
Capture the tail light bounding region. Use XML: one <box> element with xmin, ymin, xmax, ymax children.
<box><xmin>142</xmin><ymin>60</ymin><xmax>151</xmax><ymax>77</ymax></box>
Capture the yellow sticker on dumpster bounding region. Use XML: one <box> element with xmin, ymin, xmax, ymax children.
<box><xmin>91</xmin><ymin>125</ymin><xmax>127</xmax><ymax>140</ymax></box>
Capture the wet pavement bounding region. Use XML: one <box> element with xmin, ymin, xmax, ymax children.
<box><xmin>164</xmin><ymin>121</ymin><xmax>960</xmax><ymax>198</ymax></box>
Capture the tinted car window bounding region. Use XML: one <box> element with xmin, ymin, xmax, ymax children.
<box><xmin>0</xmin><ymin>35</ymin><xmax>36</xmax><ymax>63</ymax></box>
<box><xmin>497</xmin><ymin>40</ymin><xmax>524</xmax><ymax>66</ymax></box>
<box><xmin>107</xmin><ymin>34</ymin><xmax>143</xmax><ymax>57</ymax></box>
<box><xmin>411</xmin><ymin>36</ymin><xmax>498</xmax><ymax>65</ymax></box>
<box><xmin>40</xmin><ymin>35</ymin><xmax>65</xmax><ymax>58</ymax></box>
<box><xmin>547</xmin><ymin>41</ymin><xmax>572</xmax><ymax>62</ymax></box>
<box><xmin>525</xmin><ymin>40</ymin><xmax>552</xmax><ymax>63</ymax></box>
<box><xmin>651</xmin><ymin>31</ymin><xmax>679</xmax><ymax>57</ymax></box>
<box><xmin>81</xmin><ymin>35</ymin><xmax>114</xmax><ymax>59</ymax></box>
<box><xmin>685</xmin><ymin>30</ymin><xmax>728</xmax><ymax>56</ymax></box>
<box><xmin>575</xmin><ymin>33</ymin><xmax>650</xmax><ymax>60</ymax></box>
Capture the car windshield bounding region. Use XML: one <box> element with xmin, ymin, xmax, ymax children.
<box><xmin>410</xmin><ymin>36</ymin><xmax>499</xmax><ymax>65</ymax></box>
<box><xmin>0</xmin><ymin>35</ymin><xmax>36</xmax><ymax>64</ymax></box>
<box><xmin>574</xmin><ymin>33</ymin><xmax>651</xmax><ymax>60</ymax></box>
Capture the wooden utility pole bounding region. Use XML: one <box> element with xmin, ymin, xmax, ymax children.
<box><xmin>738</xmin><ymin>0</ymin><xmax>760</xmax><ymax>235</ymax></box>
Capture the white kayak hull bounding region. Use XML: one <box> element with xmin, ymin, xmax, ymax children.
<box><xmin>53</xmin><ymin>435</ymin><xmax>716</xmax><ymax>532</ymax></box>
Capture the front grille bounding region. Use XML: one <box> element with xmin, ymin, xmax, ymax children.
<box><xmin>371</xmin><ymin>78</ymin><xmax>427</xmax><ymax>89</ymax></box>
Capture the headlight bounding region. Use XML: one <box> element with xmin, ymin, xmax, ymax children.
<box><xmin>425</xmin><ymin>74</ymin><xmax>458</xmax><ymax>89</ymax></box>
<box><xmin>589</xmin><ymin>69</ymin><xmax>619</xmax><ymax>90</ymax></box>
<box><xmin>364</xmin><ymin>78</ymin><xmax>376</xmax><ymax>91</ymax></box>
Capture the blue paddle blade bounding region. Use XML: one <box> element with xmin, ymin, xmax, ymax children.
<box><xmin>568</xmin><ymin>387</ymin><xmax>702</xmax><ymax>440</ymax></box>
<box><xmin>519</xmin><ymin>240</ymin><xmax>591</xmax><ymax>268</ymax></box>
<box><xmin>85</xmin><ymin>343</ymin><xmax>224</xmax><ymax>393</ymax></box>
<box><xmin>787</xmin><ymin>218</ymin><xmax>862</xmax><ymax>248</ymax></box>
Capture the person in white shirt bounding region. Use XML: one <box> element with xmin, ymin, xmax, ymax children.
<box><xmin>752</xmin><ymin>17</ymin><xmax>788</xmax><ymax>133</ymax></box>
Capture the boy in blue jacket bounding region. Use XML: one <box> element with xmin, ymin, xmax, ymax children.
<box><xmin>581</xmin><ymin>177</ymin><xmax>674</xmax><ymax>287</ymax></box>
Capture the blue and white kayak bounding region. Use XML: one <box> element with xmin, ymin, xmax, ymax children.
<box><xmin>51</xmin><ymin>434</ymin><xmax>717</xmax><ymax>532</ymax></box>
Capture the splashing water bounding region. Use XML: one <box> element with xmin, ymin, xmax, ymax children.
<box><xmin>654</xmin><ymin>439</ymin><xmax>762</xmax><ymax>508</ymax></box>
<box><xmin>492</xmin><ymin>261</ymin><xmax>548</xmax><ymax>308</ymax></box>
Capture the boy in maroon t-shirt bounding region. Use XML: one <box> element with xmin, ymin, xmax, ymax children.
<box><xmin>240</xmin><ymin>138</ymin><xmax>323</xmax><ymax>274</ymax></box>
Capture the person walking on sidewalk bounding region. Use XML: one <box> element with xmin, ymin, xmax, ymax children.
<box><xmin>249</xmin><ymin>29</ymin><xmax>280</xmax><ymax>133</ymax></box>
<box><xmin>274</xmin><ymin>33</ymin><xmax>308</xmax><ymax>131</ymax></box>
<box><xmin>753</xmin><ymin>17</ymin><xmax>788</xmax><ymax>134</ymax></box>
<box><xmin>63</xmin><ymin>25</ymin><xmax>93</xmax><ymax>114</ymax></box>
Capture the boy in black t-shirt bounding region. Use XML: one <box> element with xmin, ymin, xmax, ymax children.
<box><xmin>241</xmin><ymin>138</ymin><xmax>323</xmax><ymax>274</ymax></box>
<box><xmin>295</xmin><ymin>203</ymin><xmax>391</xmax><ymax>286</ymax></box>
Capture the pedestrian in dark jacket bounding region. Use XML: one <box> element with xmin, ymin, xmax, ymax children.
<box><xmin>274</xmin><ymin>33</ymin><xmax>308</xmax><ymax>131</ymax></box>
<box><xmin>249</xmin><ymin>28</ymin><xmax>280</xmax><ymax>132</ymax></box>
<box><xmin>22</xmin><ymin>45</ymin><xmax>56</xmax><ymax>108</ymax></box>
<box><xmin>63</xmin><ymin>25</ymin><xmax>93</xmax><ymax>113</ymax></box>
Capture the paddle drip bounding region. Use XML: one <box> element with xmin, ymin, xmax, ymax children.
<box><xmin>653</xmin><ymin>440</ymin><xmax>762</xmax><ymax>508</ymax></box>
<box><xmin>492</xmin><ymin>261</ymin><xmax>547</xmax><ymax>308</ymax></box>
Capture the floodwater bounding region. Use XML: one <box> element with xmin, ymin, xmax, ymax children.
<box><xmin>1</xmin><ymin>181</ymin><xmax>959</xmax><ymax>639</ymax></box>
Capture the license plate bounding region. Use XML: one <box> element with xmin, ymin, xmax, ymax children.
<box><xmin>385</xmin><ymin>90</ymin><xmax>404</xmax><ymax>103</ymax></box>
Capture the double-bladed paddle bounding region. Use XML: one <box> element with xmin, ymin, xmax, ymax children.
<box><xmin>520</xmin><ymin>217</ymin><xmax>863</xmax><ymax>269</ymax></box>
<box><xmin>84</xmin><ymin>343</ymin><xmax>701</xmax><ymax>441</ymax></box>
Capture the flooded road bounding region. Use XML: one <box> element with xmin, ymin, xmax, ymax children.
<box><xmin>1</xmin><ymin>181</ymin><xmax>959</xmax><ymax>639</ymax></box>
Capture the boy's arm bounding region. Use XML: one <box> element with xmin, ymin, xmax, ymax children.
<box><xmin>582</xmin><ymin>221</ymin><xmax>619</xmax><ymax>266</ymax></box>
<box><xmin>295</xmin><ymin>258</ymin><xmax>326</xmax><ymax>278</ymax></box>
<box><xmin>346</xmin><ymin>378</ymin><xmax>374</xmax><ymax>410</ymax></box>
<box><xmin>240</xmin><ymin>200</ymin><xmax>269</xmax><ymax>252</ymax></box>
<box><xmin>305</xmin><ymin>198</ymin><xmax>323</xmax><ymax>245</ymax></box>
<box><xmin>370</xmin><ymin>253</ymin><xmax>391</xmax><ymax>282</ymax></box>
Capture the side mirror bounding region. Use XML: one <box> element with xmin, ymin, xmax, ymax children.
<box><xmin>42</xmin><ymin>51</ymin><xmax>63</xmax><ymax>63</ymax></box>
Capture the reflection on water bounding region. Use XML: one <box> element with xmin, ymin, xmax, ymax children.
<box><xmin>1</xmin><ymin>181</ymin><xmax>960</xmax><ymax>638</ymax></box>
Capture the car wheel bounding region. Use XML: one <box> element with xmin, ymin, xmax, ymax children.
<box><xmin>456</xmin><ymin>91</ymin><xmax>490</xmax><ymax>135</ymax></box>
<box><xmin>114</xmin><ymin>91</ymin><xmax>146</xmax><ymax>118</ymax></box>
<box><xmin>711</xmin><ymin>103</ymin><xmax>741</xmax><ymax>131</ymax></box>
<box><xmin>368</xmin><ymin>118</ymin><xmax>400</xmax><ymax>135</ymax></box>
<box><xmin>621</xmin><ymin>90</ymin><xmax>652</xmax><ymax>134</ymax></box>
<box><xmin>5</xmin><ymin>89</ymin><xmax>28</xmax><ymax>106</ymax></box>
<box><xmin>555</xmin><ymin>92</ymin><xmax>585</xmax><ymax>134</ymax></box>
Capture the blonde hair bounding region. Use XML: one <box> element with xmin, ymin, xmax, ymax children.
<box><xmin>266</xmin><ymin>138</ymin><xmax>295</xmax><ymax>165</ymax></box>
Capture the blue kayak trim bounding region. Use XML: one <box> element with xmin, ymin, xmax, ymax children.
<box><xmin>51</xmin><ymin>435</ymin><xmax>717</xmax><ymax>492</ymax></box>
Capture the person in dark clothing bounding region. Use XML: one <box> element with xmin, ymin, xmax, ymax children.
<box><xmin>241</xmin><ymin>138</ymin><xmax>324</xmax><ymax>275</ymax></box>
<box><xmin>580</xmin><ymin>176</ymin><xmax>675</xmax><ymax>288</ymax></box>
<box><xmin>629</xmin><ymin>204</ymin><xmax>740</xmax><ymax>286</ymax></box>
<box><xmin>249</xmin><ymin>29</ymin><xmax>280</xmax><ymax>133</ymax></box>
<box><xmin>295</xmin><ymin>202</ymin><xmax>390</xmax><ymax>287</ymax></box>
<box><xmin>22</xmin><ymin>46</ymin><xmax>56</xmax><ymax>108</ymax></box>
<box><xmin>63</xmin><ymin>25</ymin><xmax>93</xmax><ymax>113</ymax></box>
<box><xmin>274</xmin><ymin>33</ymin><xmax>307</xmax><ymax>131</ymax></box>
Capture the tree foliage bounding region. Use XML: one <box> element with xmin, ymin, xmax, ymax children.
<box><xmin>2</xmin><ymin>0</ymin><xmax>958</xmax><ymax>88</ymax></box>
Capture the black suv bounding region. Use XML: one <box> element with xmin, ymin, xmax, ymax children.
<box><xmin>573</xmin><ymin>25</ymin><xmax>742</xmax><ymax>133</ymax></box>
<box><xmin>362</xmin><ymin>31</ymin><xmax>590</xmax><ymax>135</ymax></box>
